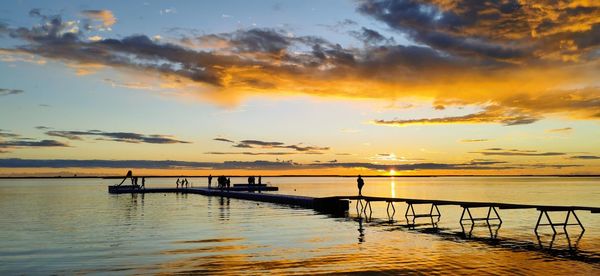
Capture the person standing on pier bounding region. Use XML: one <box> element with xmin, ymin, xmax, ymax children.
<box><xmin>357</xmin><ymin>175</ymin><xmax>364</xmax><ymax>196</ymax></box>
<box><xmin>258</xmin><ymin>176</ymin><xmax>262</xmax><ymax>185</ymax></box>
<box><xmin>208</xmin><ymin>174</ymin><xmax>212</xmax><ymax>189</ymax></box>
<box><xmin>176</xmin><ymin>178</ymin><xmax>180</xmax><ymax>189</ymax></box>
<box><xmin>141</xmin><ymin>177</ymin><xmax>145</xmax><ymax>189</ymax></box>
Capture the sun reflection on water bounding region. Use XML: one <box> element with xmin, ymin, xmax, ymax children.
<box><xmin>391</xmin><ymin>177</ymin><xmax>396</xmax><ymax>198</ymax></box>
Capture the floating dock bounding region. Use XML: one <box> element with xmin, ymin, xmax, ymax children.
<box><xmin>108</xmin><ymin>186</ymin><xmax>349</xmax><ymax>214</ymax></box>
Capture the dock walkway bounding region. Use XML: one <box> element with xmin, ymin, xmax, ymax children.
<box><xmin>331</xmin><ymin>195</ymin><xmax>600</xmax><ymax>234</ymax></box>
<box><xmin>108</xmin><ymin>186</ymin><xmax>349</xmax><ymax>214</ymax></box>
<box><xmin>108</xmin><ymin>186</ymin><xmax>600</xmax><ymax>236</ymax></box>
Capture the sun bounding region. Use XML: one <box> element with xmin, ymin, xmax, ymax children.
<box><xmin>389</xmin><ymin>169</ymin><xmax>396</xmax><ymax>176</ymax></box>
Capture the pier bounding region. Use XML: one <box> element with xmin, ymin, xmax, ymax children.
<box><xmin>332</xmin><ymin>195</ymin><xmax>600</xmax><ymax>235</ymax></box>
<box><xmin>108</xmin><ymin>185</ymin><xmax>600</xmax><ymax>241</ymax></box>
<box><xmin>108</xmin><ymin>186</ymin><xmax>350</xmax><ymax>214</ymax></box>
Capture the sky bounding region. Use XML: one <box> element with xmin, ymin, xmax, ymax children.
<box><xmin>0</xmin><ymin>0</ymin><xmax>599</xmax><ymax>176</ymax></box>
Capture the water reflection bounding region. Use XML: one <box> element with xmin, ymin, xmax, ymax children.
<box><xmin>219</xmin><ymin>196</ymin><xmax>230</xmax><ymax>221</ymax></box>
<box><xmin>536</xmin><ymin>231</ymin><xmax>584</xmax><ymax>251</ymax></box>
<box><xmin>357</xmin><ymin>217</ymin><xmax>365</xmax><ymax>243</ymax></box>
<box><xmin>460</xmin><ymin>221</ymin><xmax>502</xmax><ymax>239</ymax></box>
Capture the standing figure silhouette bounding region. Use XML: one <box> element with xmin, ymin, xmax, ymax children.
<box><xmin>357</xmin><ymin>175</ymin><xmax>364</xmax><ymax>196</ymax></box>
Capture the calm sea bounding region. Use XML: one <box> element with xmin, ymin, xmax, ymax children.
<box><xmin>1</xmin><ymin>177</ymin><xmax>599</xmax><ymax>274</ymax></box>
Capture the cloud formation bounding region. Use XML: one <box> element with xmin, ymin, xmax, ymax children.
<box><xmin>213</xmin><ymin>137</ymin><xmax>235</xmax><ymax>143</ymax></box>
<box><xmin>0</xmin><ymin>129</ymin><xmax>69</xmax><ymax>153</ymax></box>
<box><xmin>547</xmin><ymin>127</ymin><xmax>573</xmax><ymax>133</ymax></box>
<box><xmin>204</xmin><ymin>151</ymin><xmax>299</xmax><ymax>156</ymax></box>
<box><xmin>45</xmin><ymin>130</ymin><xmax>190</xmax><ymax>144</ymax></box>
<box><xmin>1</xmin><ymin>6</ymin><xmax>599</xmax><ymax>126</ymax></box>
<box><xmin>461</xmin><ymin>139</ymin><xmax>490</xmax><ymax>143</ymax></box>
<box><xmin>374</xmin><ymin>105</ymin><xmax>540</xmax><ymax>126</ymax></box>
<box><xmin>0</xmin><ymin>158</ymin><xmax>579</xmax><ymax>171</ymax></box>
<box><xmin>0</xmin><ymin>88</ymin><xmax>24</xmax><ymax>96</ymax></box>
<box><xmin>471</xmin><ymin>148</ymin><xmax>566</xmax><ymax>156</ymax></box>
<box><xmin>80</xmin><ymin>10</ymin><xmax>116</xmax><ymax>28</ymax></box>
<box><xmin>215</xmin><ymin>137</ymin><xmax>329</xmax><ymax>153</ymax></box>
<box><xmin>569</xmin><ymin>155</ymin><xmax>600</xmax><ymax>160</ymax></box>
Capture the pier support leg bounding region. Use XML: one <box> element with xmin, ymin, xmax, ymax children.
<box><xmin>534</xmin><ymin>210</ymin><xmax>585</xmax><ymax>236</ymax></box>
<box><xmin>404</xmin><ymin>203</ymin><xmax>441</xmax><ymax>228</ymax></box>
<box><xmin>460</xmin><ymin>206</ymin><xmax>502</xmax><ymax>225</ymax></box>
<box><xmin>386</xmin><ymin>201</ymin><xmax>396</xmax><ymax>221</ymax></box>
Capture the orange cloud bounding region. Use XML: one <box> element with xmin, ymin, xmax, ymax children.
<box><xmin>81</xmin><ymin>10</ymin><xmax>116</xmax><ymax>28</ymax></box>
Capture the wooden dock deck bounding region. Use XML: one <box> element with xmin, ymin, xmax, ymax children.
<box><xmin>108</xmin><ymin>186</ymin><xmax>349</xmax><ymax>214</ymax></box>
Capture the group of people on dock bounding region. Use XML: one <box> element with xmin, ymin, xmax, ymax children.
<box><xmin>247</xmin><ymin>176</ymin><xmax>262</xmax><ymax>185</ymax></box>
<box><xmin>176</xmin><ymin>178</ymin><xmax>190</xmax><ymax>188</ymax></box>
<box><xmin>208</xmin><ymin>174</ymin><xmax>231</xmax><ymax>190</ymax></box>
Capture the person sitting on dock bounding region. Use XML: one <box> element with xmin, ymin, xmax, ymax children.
<box><xmin>208</xmin><ymin>174</ymin><xmax>212</xmax><ymax>189</ymax></box>
<box><xmin>357</xmin><ymin>175</ymin><xmax>364</xmax><ymax>196</ymax></box>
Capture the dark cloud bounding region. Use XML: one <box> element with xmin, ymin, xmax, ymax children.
<box><xmin>357</xmin><ymin>0</ymin><xmax>600</xmax><ymax>62</ymax></box>
<box><xmin>547</xmin><ymin>127</ymin><xmax>573</xmax><ymax>133</ymax></box>
<box><xmin>374</xmin><ymin>105</ymin><xmax>539</xmax><ymax>126</ymax></box>
<box><xmin>223</xmin><ymin>138</ymin><xmax>330</xmax><ymax>153</ymax></box>
<box><xmin>0</xmin><ymin>130</ymin><xmax>69</xmax><ymax>152</ymax></box>
<box><xmin>237</xmin><ymin>140</ymin><xmax>285</xmax><ymax>147</ymax></box>
<box><xmin>471</xmin><ymin>148</ymin><xmax>566</xmax><ymax>156</ymax></box>
<box><xmin>0</xmin><ymin>139</ymin><xmax>69</xmax><ymax>153</ymax></box>
<box><xmin>45</xmin><ymin>130</ymin><xmax>190</xmax><ymax>144</ymax></box>
<box><xmin>569</xmin><ymin>155</ymin><xmax>600</xmax><ymax>160</ymax></box>
<box><xmin>204</xmin><ymin>151</ymin><xmax>297</xmax><ymax>156</ymax></box>
<box><xmin>460</xmin><ymin>139</ymin><xmax>490</xmax><ymax>143</ymax></box>
<box><xmin>35</xmin><ymin>126</ymin><xmax>51</xmax><ymax>130</ymax></box>
<box><xmin>0</xmin><ymin>88</ymin><xmax>24</xmax><ymax>96</ymax></box>
<box><xmin>213</xmin><ymin>137</ymin><xmax>234</xmax><ymax>143</ymax></box>
<box><xmin>0</xmin><ymin>130</ymin><xmax>19</xmax><ymax>138</ymax></box>
<box><xmin>349</xmin><ymin>27</ymin><xmax>394</xmax><ymax>45</ymax></box>
<box><xmin>318</xmin><ymin>19</ymin><xmax>358</xmax><ymax>32</ymax></box>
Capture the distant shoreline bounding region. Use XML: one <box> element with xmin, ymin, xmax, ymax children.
<box><xmin>1</xmin><ymin>174</ymin><xmax>599</xmax><ymax>179</ymax></box>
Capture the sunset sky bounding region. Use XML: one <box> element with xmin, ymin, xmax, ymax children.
<box><xmin>1</xmin><ymin>0</ymin><xmax>599</xmax><ymax>176</ymax></box>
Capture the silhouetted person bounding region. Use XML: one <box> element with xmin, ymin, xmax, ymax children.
<box><xmin>219</xmin><ymin>175</ymin><xmax>226</xmax><ymax>191</ymax></box>
<box><xmin>176</xmin><ymin>178</ymin><xmax>180</xmax><ymax>189</ymax></box>
<box><xmin>258</xmin><ymin>176</ymin><xmax>262</xmax><ymax>185</ymax></box>
<box><xmin>227</xmin><ymin>178</ymin><xmax>231</xmax><ymax>189</ymax></box>
<box><xmin>357</xmin><ymin>175</ymin><xmax>364</xmax><ymax>196</ymax></box>
<box><xmin>208</xmin><ymin>174</ymin><xmax>213</xmax><ymax>188</ymax></box>
<box><xmin>134</xmin><ymin>177</ymin><xmax>139</xmax><ymax>188</ymax></box>
<box><xmin>141</xmin><ymin>177</ymin><xmax>145</xmax><ymax>189</ymax></box>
